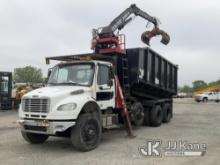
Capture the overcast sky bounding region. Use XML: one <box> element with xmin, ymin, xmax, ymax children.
<box><xmin>0</xmin><ymin>0</ymin><xmax>220</xmax><ymax>86</ymax></box>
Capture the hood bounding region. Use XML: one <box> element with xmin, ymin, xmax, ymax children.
<box><xmin>23</xmin><ymin>85</ymin><xmax>91</xmax><ymax>98</ymax></box>
<box><xmin>196</xmin><ymin>93</ymin><xmax>207</xmax><ymax>97</ymax></box>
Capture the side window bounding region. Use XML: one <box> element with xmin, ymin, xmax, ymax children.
<box><xmin>97</xmin><ymin>65</ymin><xmax>110</xmax><ymax>85</ymax></box>
<box><xmin>0</xmin><ymin>76</ymin><xmax>9</xmax><ymax>94</ymax></box>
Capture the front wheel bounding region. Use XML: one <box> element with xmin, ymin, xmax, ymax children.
<box><xmin>71</xmin><ymin>113</ymin><xmax>102</xmax><ymax>152</ymax></box>
<box><xmin>21</xmin><ymin>131</ymin><xmax>49</xmax><ymax>144</ymax></box>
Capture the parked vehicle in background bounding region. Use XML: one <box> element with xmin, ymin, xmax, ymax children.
<box><xmin>177</xmin><ymin>92</ymin><xmax>187</xmax><ymax>98</ymax></box>
<box><xmin>0</xmin><ymin>72</ymin><xmax>34</xmax><ymax>110</ymax></box>
<box><xmin>195</xmin><ymin>92</ymin><xmax>220</xmax><ymax>102</ymax></box>
<box><xmin>0</xmin><ymin>72</ymin><xmax>12</xmax><ymax>110</ymax></box>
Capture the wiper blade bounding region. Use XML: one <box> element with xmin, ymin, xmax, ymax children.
<box><xmin>57</xmin><ymin>82</ymin><xmax>80</xmax><ymax>86</ymax></box>
<box><xmin>47</xmin><ymin>82</ymin><xmax>58</xmax><ymax>85</ymax></box>
<box><xmin>47</xmin><ymin>82</ymin><xmax>84</xmax><ymax>86</ymax></box>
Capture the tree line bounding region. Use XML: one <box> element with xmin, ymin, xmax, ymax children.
<box><xmin>179</xmin><ymin>79</ymin><xmax>220</xmax><ymax>93</ymax></box>
<box><xmin>13</xmin><ymin>66</ymin><xmax>45</xmax><ymax>84</ymax></box>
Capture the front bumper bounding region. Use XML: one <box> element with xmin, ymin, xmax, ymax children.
<box><xmin>18</xmin><ymin>119</ymin><xmax>76</xmax><ymax>135</ymax></box>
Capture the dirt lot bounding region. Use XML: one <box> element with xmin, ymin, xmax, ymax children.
<box><xmin>0</xmin><ymin>98</ymin><xmax>220</xmax><ymax>165</ymax></box>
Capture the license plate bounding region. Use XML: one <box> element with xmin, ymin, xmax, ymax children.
<box><xmin>35</xmin><ymin>120</ymin><xmax>49</xmax><ymax>127</ymax></box>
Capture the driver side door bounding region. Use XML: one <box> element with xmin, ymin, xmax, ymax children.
<box><xmin>96</xmin><ymin>64</ymin><xmax>115</xmax><ymax>110</ymax></box>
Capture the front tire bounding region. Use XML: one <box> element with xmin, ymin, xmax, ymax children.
<box><xmin>21</xmin><ymin>131</ymin><xmax>49</xmax><ymax>144</ymax></box>
<box><xmin>71</xmin><ymin>113</ymin><xmax>102</xmax><ymax>152</ymax></box>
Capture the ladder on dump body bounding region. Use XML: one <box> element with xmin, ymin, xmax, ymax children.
<box><xmin>121</xmin><ymin>57</ymin><xmax>131</xmax><ymax>107</ymax></box>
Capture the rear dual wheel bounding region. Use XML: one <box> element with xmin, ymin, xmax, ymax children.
<box><xmin>150</xmin><ymin>105</ymin><xmax>163</xmax><ymax>127</ymax></box>
<box><xmin>143</xmin><ymin>103</ymin><xmax>172</xmax><ymax>127</ymax></box>
<box><xmin>162</xmin><ymin>103</ymin><xmax>172</xmax><ymax>123</ymax></box>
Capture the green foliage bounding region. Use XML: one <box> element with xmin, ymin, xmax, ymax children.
<box><xmin>192</xmin><ymin>80</ymin><xmax>207</xmax><ymax>91</ymax></box>
<box><xmin>179</xmin><ymin>85</ymin><xmax>192</xmax><ymax>93</ymax></box>
<box><xmin>208</xmin><ymin>79</ymin><xmax>220</xmax><ymax>86</ymax></box>
<box><xmin>14</xmin><ymin>66</ymin><xmax>43</xmax><ymax>83</ymax></box>
<box><xmin>179</xmin><ymin>78</ymin><xmax>220</xmax><ymax>93</ymax></box>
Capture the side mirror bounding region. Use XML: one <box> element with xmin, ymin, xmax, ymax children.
<box><xmin>109</xmin><ymin>68</ymin><xmax>115</xmax><ymax>79</ymax></box>
<box><xmin>46</xmin><ymin>69</ymin><xmax>52</xmax><ymax>83</ymax></box>
<box><xmin>107</xmin><ymin>79</ymin><xmax>113</xmax><ymax>87</ymax></box>
<box><xmin>47</xmin><ymin>69</ymin><xmax>52</xmax><ymax>79</ymax></box>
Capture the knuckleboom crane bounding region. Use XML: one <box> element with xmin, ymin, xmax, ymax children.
<box><xmin>91</xmin><ymin>4</ymin><xmax>171</xmax><ymax>137</ymax></box>
<box><xmin>91</xmin><ymin>4</ymin><xmax>170</xmax><ymax>55</ymax></box>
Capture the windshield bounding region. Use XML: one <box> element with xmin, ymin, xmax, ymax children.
<box><xmin>48</xmin><ymin>63</ymin><xmax>95</xmax><ymax>86</ymax></box>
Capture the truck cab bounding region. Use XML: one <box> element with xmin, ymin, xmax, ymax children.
<box><xmin>19</xmin><ymin>60</ymin><xmax>117</xmax><ymax>151</ymax></box>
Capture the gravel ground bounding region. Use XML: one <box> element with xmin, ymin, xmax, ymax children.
<box><xmin>0</xmin><ymin>98</ymin><xmax>220</xmax><ymax>165</ymax></box>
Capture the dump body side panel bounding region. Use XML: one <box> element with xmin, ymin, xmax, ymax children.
<box><xmin>123</xmin><ymin>47</ymin><xmax>178</xmax><ymax>100</ymax></box>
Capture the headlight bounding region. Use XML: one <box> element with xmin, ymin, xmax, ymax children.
<box><xmin>57</xmin><ymin>103</ymin><xmax>77</xmax><ymax>111</ymax></box>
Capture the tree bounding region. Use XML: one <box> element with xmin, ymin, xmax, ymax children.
<box><xmin>14</xmin><ymin>66</ymin><xmax>43</xmax><ymax>83</ymax></box>
<box><xmin>192</xmin><ymin>80</ymin><xmax>207</xmax><ymax>92</ymax></box>
<box><xmin>180</xmin><ymin>85</ymin><xmax>192</xmax><ymax>93</ymax></box>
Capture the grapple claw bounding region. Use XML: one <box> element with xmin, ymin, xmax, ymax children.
<box><xmin>141</xmin><ymin>27</ymin><xmax>170</xmax><ymax>46</ymax></box>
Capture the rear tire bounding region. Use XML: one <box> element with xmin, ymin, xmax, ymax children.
<box><xmin>203</xmin><ymin>98</ymin><xmax>208</xmax><ymax>102</ymax></box>
<box><xmin>150</xmin><ymin>105</ymin><xmax>163</xmax><ymax>127</ymax></box>
<box><xmin>70</xmin><ymin>113</ymin><xmax>102</xmax><ymax>152</ymax></box>
<box><xmin>162</xmin><ymin>103</ymin><xmax>172</xmax><ymax>123</ymax></box>
<box><xmin>143</xmin><ymin>107</ymin><xmax>150</xmax><ymax>126</ymax></box>
<box><xmin>21</xmin><ymin>131</ymin><xmax>49</xmax><ymax>144</ymax></box>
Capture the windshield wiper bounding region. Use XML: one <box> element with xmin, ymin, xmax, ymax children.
<box><xmin>47</xmin><ymin>82</ymin><xmax>86</xmax><ymax>86</ymax></box>
<box><xmin>57</xmin><ymin>82</ymin><xmax>81</xmax><ymax>86</ymax></box>
<box><xmin>47</xmin><ymin>82</ymin><xmax>58</xmax><ymax>85</ymax></box>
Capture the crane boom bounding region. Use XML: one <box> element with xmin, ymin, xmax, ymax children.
<box><xmin>100</xmin><ymin>4</ymin><xmax>158</xmax><ymax>36</ymax></box>
<box><xmin>91</xmin><ymin>4</ymin><xmax>170</xmax><ymax>54</ymax></box>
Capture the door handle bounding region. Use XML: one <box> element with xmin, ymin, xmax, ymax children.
<box><xmin>99</xmin><ymin>86</ymin><xmax>111</xmax><ymax>90</ymax></box>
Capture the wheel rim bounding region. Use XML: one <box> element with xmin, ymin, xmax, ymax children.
<box><xmin>136</xmin><ymin>108</ymin><xmax>144</xmax><ymax>120</ymax></box>
<box><xmin>131</xmin><ymin>105</ymin><xmax>144</xmax><ymax>125</ymax></box>
<box><xmin>82</xmin><ymin>120</ymin><xmax>98</xmax><ymax>145</ymax></box>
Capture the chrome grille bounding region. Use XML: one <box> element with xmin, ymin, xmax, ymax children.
<box><xmin>23</xmin><ymin>98</ymin><xmax>50</xmax><ymax>113</ymax></box>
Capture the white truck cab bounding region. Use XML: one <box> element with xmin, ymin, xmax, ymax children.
<box><xmin>19</xmin><ymin>60</ymin><xmax>116</xmax><ymax>151</ymax></box>
<box><xmin>195</xmin><ymin>92</ymin><xmax>220</xmax><ymax>102</ymax></box>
